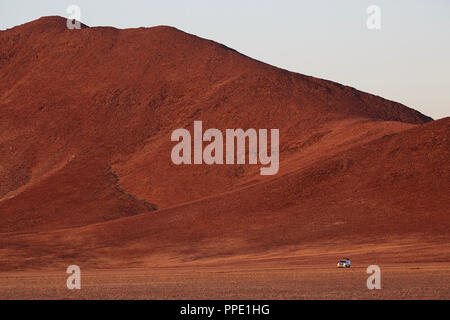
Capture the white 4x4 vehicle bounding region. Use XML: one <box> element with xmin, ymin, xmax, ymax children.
<box><xmin>337</xmin><ymin>258</ymin><xmax>351</xmax><ymax>268</ymax></box>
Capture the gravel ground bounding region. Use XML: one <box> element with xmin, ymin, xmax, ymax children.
<box><xmin>1</xmin><ymin>264</ymin><xmax>449</xmax><ymax>299</ymax></box>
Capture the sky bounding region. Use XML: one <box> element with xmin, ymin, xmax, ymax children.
<box><xmin>1</xmin><ymin>0</ymin><xmax>449</xmax><ymax>119</ymax></box>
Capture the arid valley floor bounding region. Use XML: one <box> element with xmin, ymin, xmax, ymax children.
<box><xmin>1</xmin><ymin>264</ymin><xmax>449</xmax><ymax>300</ymax></box>
<box><xmin>2</xmin><ymin>240</ymin><xmax>449</xmax><ymax>299</ymax></box>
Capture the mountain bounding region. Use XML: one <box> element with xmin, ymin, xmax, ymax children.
<box><xmin>0</xmin><ymin>16</ymin><xmax>448</xmax><ymax>271</ymax></box>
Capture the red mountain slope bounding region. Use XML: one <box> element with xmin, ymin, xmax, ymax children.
<box><xmin>0</xmin><ymin>17</ymin><xmax>447</xmax><ymax>271</ymax></box>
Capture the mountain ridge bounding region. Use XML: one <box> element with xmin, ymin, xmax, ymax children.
<box><xmin>0</xmin><ymin>16</ymin><xmax>447</xmax><ymax>271</ymax></box>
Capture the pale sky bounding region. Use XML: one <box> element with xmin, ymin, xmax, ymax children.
<box><xmin>1</xmin><ymin>0</ymin><xmax>449</xmax><ymax>119</ymax></box>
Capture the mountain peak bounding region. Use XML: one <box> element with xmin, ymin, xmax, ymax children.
<box><xmin>10</xmin><ymin>15</ymin><xmax>89</xmax><ymax>32</ymax></box>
